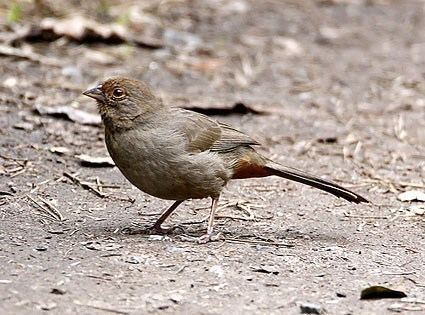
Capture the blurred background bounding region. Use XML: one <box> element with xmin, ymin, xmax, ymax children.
<box><xmin>1</xmin><ymin>0</ymin><xmax>424</xmax><ymax>167</ymax></box>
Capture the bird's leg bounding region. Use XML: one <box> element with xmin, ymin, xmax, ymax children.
<box><xmin>206</xmin><ymin>197</ymin><xmax>219</xmax><ymax>235</ymax></box>
<box><xmin>198</xmin><ymin>196</ymin><xmax>221</xmax><ymax>243</ymax></box>
<box><xmin>150</xmin><ymin>200</ymin><xmax>184</xmax><ymax>233</ymax></box>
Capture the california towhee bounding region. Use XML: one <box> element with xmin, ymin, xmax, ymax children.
<box><xmin>83</xmin><ymin>77</ymin><xmax>368</xmax><ymax>242</ymax></box>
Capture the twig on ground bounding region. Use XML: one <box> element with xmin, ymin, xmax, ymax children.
<box><xmin>0</xmin><ymin>154</ymin><xmax>28</xmax><ymax>162</ymax></box>
<box><xmin>37</xmin><ymin>195</ymin><xmax>64</xmax><ymax>221</ymax></box>
<box><xmin>361</xmin><ymin>167</ymin><xmax>425</xmax><ymax>192</ymax></box>
<box><xmin>381</xmin><ymin>271</ymin><xmax>416</xmax><ymax>276</ymax></box>
<box><xmin>63</xmin><ymin>172</ymin><xmax>106</xmax><ymax>198</ymax></box>
<box><xmin>95</xmin><ymin>177</ymin><xmax>102</xmax><ymax>193</ymax></box>
<box><xmin>215</xmin><ymin>214</ymin><xmax>255</xmax><ymax>221</ymax></box>
<box><xmin>9</xmin><ymin>167</ymin><xmax>26</xmax><ymax>178</ymax></box>
<box><xmin>180</xmin><ymin>216</ymin><xmax>209</xmax><ymax>226</ymax></box>
<box><xmin>343</xmin><ymin>212</ymin><xmax>389</xmax><ymax>220</ymax></box>
<box><xmin>30</xmin><ymin>179</ymin><xmax>52</xmax><ymax>193</ymax></box>
<box><xmin>26</xmin><ymin>194</ymin><xmax>63</xmax><ymax>221</ymax></box>
<box><xmin>73</xmin><ymin>300</ymin><xmax>130</xmax><ymax>314</ymax></box>
<box><xmin>225</xmin><ymin>237</ymin><xmax>295</xmax><ymax>248</ymax></box>
<box><xmin>407</xmin><ymin>278</ymin><xmax>425</xmax><ymax>288</ymax></box>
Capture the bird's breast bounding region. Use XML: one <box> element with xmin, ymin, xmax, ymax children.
<box><xmin>104</xmin><ymin>128</ymin><xmax>230</xmax><ymax>200</ymax></box>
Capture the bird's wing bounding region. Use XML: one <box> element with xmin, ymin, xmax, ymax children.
<box><xmin>171</xmin><ymin>108</ymin><xmax>259</xmax><ymax>153</ymax></box>
<box><xmin>211</xmin><ymin>122</ymin><xmax>260</xmax><ymax>152</ymax></box>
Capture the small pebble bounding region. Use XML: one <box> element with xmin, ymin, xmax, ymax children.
<box><xmin>35</xmin><ymin>245</ymin><xmax>48</xmax><ymax>251</ymax></box>
<box><xmin>125</xmin><ymin>256</ymin><xmax>143</xmax><ymax>264</ymax></box>
<box><xmin>50</xmin><ymin>288</ymin><xmax>66</xmax><ymax>295</ymax></box>
<box><xmin>209</xmin><ymin>265</ymin><xmax>224</xmax><ymax>277</ymax></box>
<box><xmin>148</xmin><ymin>235</ymin><xmax>169</xmax><ymax>241</ymax></box>
<box><xmin>299</xmin><ymin>302</ymin><xmax>325</xmax><ymax>314</ymax></box>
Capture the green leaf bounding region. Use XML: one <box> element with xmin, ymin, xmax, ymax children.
<box><xmin>7</xmin><ymin>2</ymin><xmax>22</xmax><ymax>24</ymax></box>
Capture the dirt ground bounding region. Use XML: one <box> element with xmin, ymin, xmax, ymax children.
<box><xmin>1</xmin><ymin>0</ymin><xmax>425</xmax><ymax>314</ymax></box>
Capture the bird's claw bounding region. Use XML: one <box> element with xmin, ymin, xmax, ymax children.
<box><xmin>198</xmin><ymin>231</ymin><xmax>222</xmax><ymax>244</ymax></box>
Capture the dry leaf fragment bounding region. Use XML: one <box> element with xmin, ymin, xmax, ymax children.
<box><xmin>360</xmin><ymin>285</ymin><xmax>407</xmax><ymax>300</ymax></box>
<box><xmin>408</xmin><ymin>205</ymin><xmax>425</xmax><ymax>215</ymax></box>
<box><xmin>250</xmin><ymin>265</ymin><xmax>279</xmax><ymax>275</ymax></box>
<box><xmin>299</xmin><ymin>302</ymin><xmax>326</xmax><ymax>314</ymax></box>
<box><xmin>50</xmin><ymin>147</ymin><xmax>70</xmax><ymax>155</ymax></box>
<box><xmin>13</xmin><ymin>122</ymin><xmax>34</xmax><ymax>131</ymax></box>
<box><xmin>184</xmin><ymin>102</ymin><xmax>265</xmax><ymax>116</ymax></box>
<box><xmin>0</xmin><ymin>44</ymin><xmax>62</xmax><ymax>66</ymax></box>
<box><xmin>190</xmin><ymin>58</ymin><xmax>224</xmax><ymax>73</ymax></box>
<box><xmin>35</xmin><ymin>104</ymin><xmax>101</xmax><ymax>125</ymax></box>
<box><xmin>397</xmin><ymin>190</ymin><xmax>425</xmax><ymax>202</ymax></box>
<box><xmin>83</xmin><ymin>241</ymin><xmax>122</xmax><ymax>251</ymax></box>
<box><xmin>273</xmin><ymin>37</ymin><xmax>304</xmax><ymax>56</ymax></box>
<box><xmin>13</xmin><ymin>16</ymin><xmax>163</xmax><ymax>49</ymax></box>
<box><xmin>76</xmin><ymin>154</ymin><xmax>115</xmax><ymax>167</ymax></box>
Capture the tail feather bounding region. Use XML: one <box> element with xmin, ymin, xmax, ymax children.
<box><xmin>265</xmin><ymin>161</ymin><xmax>369</xmax><ymax>204</ymax></box>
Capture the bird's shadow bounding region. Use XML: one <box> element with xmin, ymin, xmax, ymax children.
<box><xmin>59</xmin><ymin>218</ymin><xmax>347</xmax><ymax>246</ymax></box>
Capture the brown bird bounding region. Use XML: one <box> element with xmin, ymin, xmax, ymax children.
<box><xmin>83</xmin><ymin>77</ymin><xmax>368</xmax><ymax>242</ymax></box>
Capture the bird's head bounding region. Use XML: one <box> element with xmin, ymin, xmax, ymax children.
<box><xmin>83</xmin><ymin>77</ymin><xmax>162</xmax><ymax>128</ymax></box>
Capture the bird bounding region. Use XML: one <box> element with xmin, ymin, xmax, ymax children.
<box><xmin>83</xmin><ymin>77</ymin><xmax>368</xmax><ymax>242</ymax></box>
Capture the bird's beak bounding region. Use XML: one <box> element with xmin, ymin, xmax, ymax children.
<box><xmin>83</xmin><ymin>85</ymin><xmax>105</xmax><ymax>102</ymax></box>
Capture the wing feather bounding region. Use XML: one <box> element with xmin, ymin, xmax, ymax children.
<box><xmin>171</xmin><ymin>108</ymin><xmax>259</xmax><ymax>153</ymax></box>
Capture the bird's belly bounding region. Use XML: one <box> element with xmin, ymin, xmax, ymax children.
<box><xmin>106</xmin><ymin>133</ymin><xmax>230</xmax><ymax>200</ymax></box>
<box><xmin>117</xmin><ymin>159</ymin><xmax>187</xmax><ymax>200</ymax></box>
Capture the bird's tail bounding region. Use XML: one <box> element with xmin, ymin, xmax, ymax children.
<box><xmin>264</xmin><ymin>160</ymin><xmax>369</xmax><ymax>204</ymax></box>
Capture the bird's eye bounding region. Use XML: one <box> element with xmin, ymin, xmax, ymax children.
<box><xmin>112</xmin><ymin>88</ymin><xmax>125</xmax><ymax>99</ymax></box>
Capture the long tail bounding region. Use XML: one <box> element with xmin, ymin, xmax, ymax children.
<box><xmin>264</xmin><ymin>161</ymin><xmax>369</xmax><ymax>204</ymax></box>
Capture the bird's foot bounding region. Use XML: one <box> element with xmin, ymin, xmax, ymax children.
<box><xmin>198</xmin><ymin>231</ymin><xmax>223</xmax><ymax>244</ymax></box>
